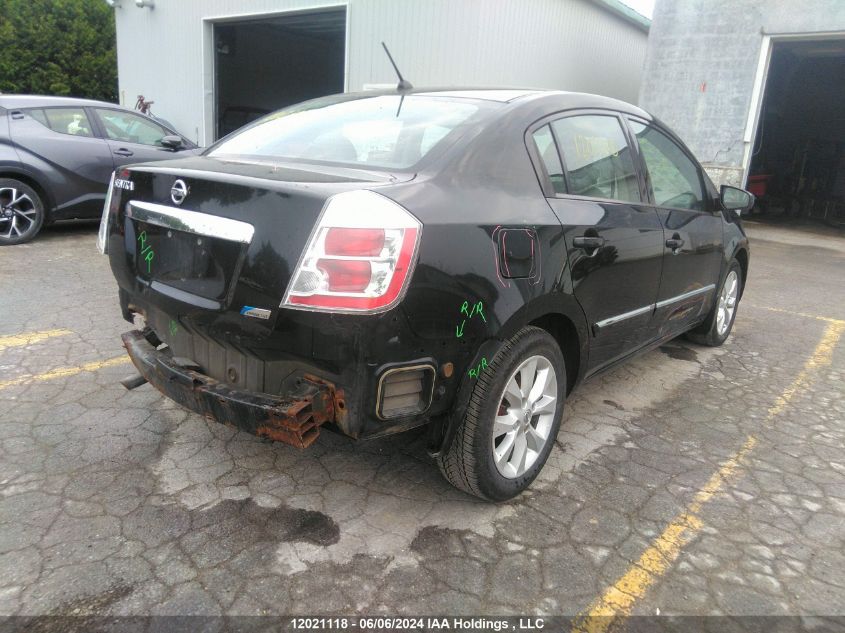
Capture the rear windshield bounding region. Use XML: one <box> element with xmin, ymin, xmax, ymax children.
<box><xmin>207</xmin><ymin>95</ymin><xmax>491</xmax><ymax>170</ymax></box>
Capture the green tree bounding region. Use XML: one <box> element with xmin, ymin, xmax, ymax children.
<box><xmin>0</xmin><ymin>0</ymin><xmax>117</xmax><ymax>101</ymax></box>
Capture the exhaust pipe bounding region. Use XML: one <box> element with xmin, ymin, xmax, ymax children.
<box><xmin>120</xmin><ymin>373</ymin><xmax>148</xmax><ymax>390</ymax></box>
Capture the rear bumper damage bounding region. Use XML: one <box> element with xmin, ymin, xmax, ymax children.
<box><xmin>121</xmin><ymin>329</ymin><xmax>338</xmax><ymax>448</ymax></box>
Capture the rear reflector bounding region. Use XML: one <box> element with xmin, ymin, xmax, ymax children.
<box><xmin>377</xmin><ymin>364</ymin><xmax>436</xmax><ymax>420</ymax></box>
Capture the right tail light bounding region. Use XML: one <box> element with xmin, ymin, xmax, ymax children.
<box><xmin>282</xmin><ymin>190</ymin><xmax>422</xmax><ymax>314</ymax></box>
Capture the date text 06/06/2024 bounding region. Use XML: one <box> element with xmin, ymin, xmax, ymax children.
<box><xmin>290</xmin><ymin>616</ymin><xmax>545</xmax><ymax>630</ymax></box>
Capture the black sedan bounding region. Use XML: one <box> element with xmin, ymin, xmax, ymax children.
<box><xmin>99</xmin><ymin>89</ymin><xmax>752</xmax><ymax>500</ymax></box>
<box><xmin>0</xmin><ymin>95</ymin><xmax>198</xmax><ymax>245</ymax></box>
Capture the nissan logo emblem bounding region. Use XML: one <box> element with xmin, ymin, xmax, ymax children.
<box><xmin>171</xmin><ymin>179</ymin><xmax>188</xmax><ymax>205</ymax></box>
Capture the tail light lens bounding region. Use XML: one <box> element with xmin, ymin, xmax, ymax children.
<box><xmin>325</xmin><ymin>228</ymin><xmax>384</xmax><ymax>256</ymax></box>
<box><xmin>96</xmin><ymin>171</ymin><xmax>116</xmax><ymax>254</ymax></box>
<box><xmin>282</xmin><ymin>190</ymin><xmax>422</xmax><ymax>313</ymax></box>
<box><xmin>96</xmin><ymin>169</ymin><xmax>127</xmax><ymax>254</ymax></box>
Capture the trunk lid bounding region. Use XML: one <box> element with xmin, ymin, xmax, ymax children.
<box><xmin>112</xmin><ymin>156</ymin><xmax>409</xmax><ymax>338</ymax></box>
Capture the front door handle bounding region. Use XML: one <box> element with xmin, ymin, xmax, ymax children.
<box><xmin>573</xmin><ymin>236</ymin><xmax>606</xmax><ymax>250</ymax></box>
<box><xmin>665</xmin><ymin>236</ymin><xmax>685</xmax><ymax>252</ymax></box>
<box><xmin>114</xmin><ymin>148</ymin><xmax>134</xmax><ymax>157</ymax></box>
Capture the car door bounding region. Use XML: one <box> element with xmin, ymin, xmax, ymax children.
<box><xmin>8</xmin><ymin>106</ymin><xmax>114</xmax><ymax>216</ymax></box>
<box><xmin>626</xmin><ymin>118</ymin><xmax>723</xmax><ymax>338</ymax></box>
<box><xmin>530</xmin><ymin>112</ymin><xmax>665</xmax><ymax>373</ymax></box>
<box><xmin>91</xmin><ymin>107</ymin><xmax>185</xmax><ymax>168</ymax></box>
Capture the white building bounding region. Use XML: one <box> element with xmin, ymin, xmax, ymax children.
<box><xmin>112</xmin><ymin>0</ymin><xmax>650</xmax><ymax>146</ymax></box>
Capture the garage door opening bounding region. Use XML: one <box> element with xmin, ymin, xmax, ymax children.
<box><xmin>748</xmin><ymin>38</ymin><xmax>845</xmax><ymax>227</ymax></box>
<box><xmin>213</xmin><ymin>8</ymin><xmax>346</xmax><ymax>140</ymax></box>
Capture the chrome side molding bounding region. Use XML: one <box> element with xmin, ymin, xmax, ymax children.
<box><xmin>595</xmin><ymin>305</ymin><xmax>653</xmax><ymax>329</ymax></box>
<box><xmin>655</xmin><ymin>284</ymin><xmax>715</xmax><ymax>309</ymax></box>
<box><xmin>595</xmin><ymin>284</ymin><xmax>716</xmax><ymax>330</ymax></box>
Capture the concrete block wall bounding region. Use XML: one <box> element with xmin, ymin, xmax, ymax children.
<box><xmin>639</xmin><ymin>0</ymin><xmax>845</xmax><ymax>187</ymax></box>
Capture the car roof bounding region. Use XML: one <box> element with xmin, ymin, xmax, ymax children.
<box><xmin>0</xmin><ymin>94</ymin><xmax>122</xmax><ymax>109</ymax></box>
<box><xmin>344</xmin><ymin>87</ymin><xmax>650</xmax><ymax>117</ymax></box>
<box><xmin>414</xmin><ymin>89</ymin><xmax>544</xmax><ymax>102</ymax></box>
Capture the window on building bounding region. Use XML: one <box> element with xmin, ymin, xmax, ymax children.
<box><xmin>94</xmin><ymin>108</ymin><xmax>170</xmax><ymax>147</ymax></box>
<box><xmin>629</xmin><ymin>121</ymin><xmax>704</xmax><ymax>211</ymax></box>
<box><xmin>551</xmin><ymin>115</ymin><xmax>640</xmax><ymax>203</ymax></box>
<box><xmin>532</xmin><ymin>124</ymin><xmax>566</xmax><ymax>194</ymax></box>
<box><xmin>28</xmin><ymin>107</ymin><xmax>94</xmax><ymax>138</ymax></box>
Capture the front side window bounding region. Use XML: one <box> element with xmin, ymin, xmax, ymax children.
<box><xmin>551</xmin><ymin>115</ymin><xmax>640</xmax><ymax>203</ymax></box>
<box><xmin>208</xmin><ymin>95</ymin><xmax>487</xmax><ymax>170</ymax></box>
<box><xmin>95</xmin><ymin>108</ymin><xmax>169</xmax><ymax>147</ymax></box>
<box><xmin>629</xmin><ymin>121</ymin><xmax>704</xmax><ymax>210</ymax></box>
<box><xmin>532</xmin><ymin>124</ymin><xmax>566</xmax><ymax>194</ymax></box>
<box><xmin>28</xmin><ymin>107</ymin><xmax>94</xmax><ymax>138</ymax></box>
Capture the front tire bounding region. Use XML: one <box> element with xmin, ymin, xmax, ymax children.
<box><xmin>0</xmin><ymin>179</ymin><xmax>45</xmax><ymax>245</ymax></box>
<box><xmin>437</xmin><ymin>326</ymin><xmax>566</xmax><ymax>501</ymax></box>
<box><xmin>686</xmin><ymin>259</ymin><xmax>742</xmax><ymax>347</ymax></box>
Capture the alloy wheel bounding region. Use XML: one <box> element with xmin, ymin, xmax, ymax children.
<box><xmin>0</xmin><ymin>187</ymin><xmax>39</xmax><ymax>240</ymax></box>
<box><xmin>492</xmin><ymin>354</ymin><xmax>557</xmax><ymax>478</ymax></box>
<box><xmin>716</xmin><ymin>270</ymin><xmax>739</xmax><ymax>336</ymax></box>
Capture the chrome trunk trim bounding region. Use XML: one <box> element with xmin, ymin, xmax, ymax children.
<box><xmin>127</xmin><ymin>200</ymin><xmax>254</xmax><ymax>244</ymax></box>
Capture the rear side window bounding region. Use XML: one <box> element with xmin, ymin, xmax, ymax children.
<box><xmin>629</xmin><ymin>121</ymin><xmax>704</xmax><ymax>211</ymax></box>
<box><xmin>29</xmin><ymin>109</ymin><xmax>49</xmax><ymax>127</ymax></box>
<box><xmin>551</xmin><ymin>115</ymin><xmax>640</xmax><ymax>203</ymax></box>
<box><xmin>27</xmin><ymin>107</ymin><xmax>94</xmax><ymax>138</ymax></box>
<box><xmin>532</xmin><ymin>125</ymin><xmax>566</xmax><ymax>194</ymax></box>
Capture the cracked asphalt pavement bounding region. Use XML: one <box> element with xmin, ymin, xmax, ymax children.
<box><xmin>0</xmin><ymin>220</ymin><xmax>843</xmax><ymax>621</ymax></box>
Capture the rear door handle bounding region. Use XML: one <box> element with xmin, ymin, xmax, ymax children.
<box><xmin>573</xmin><ymin>236</ymin><xmax>606</xmax><ymax>250</ymax></box>
<box><xmin>665</xmin><ymin>237</ymin><xmax>685</xmax><ymax>251</ymax></box>
<box><xmin>114</xmin><ymin>148</ymin><xmax>134</xmax><ymax>157</ymax></box>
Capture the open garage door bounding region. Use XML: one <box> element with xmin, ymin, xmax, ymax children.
<box><xmin>213</xmin><ymin>8</ymin><xmax>346</xmax><ymax>140</ymax></box>
<box><xmin>748</xmin><ymin>38</ymin><xmax>845</xmax><ymax>227</ymax></box>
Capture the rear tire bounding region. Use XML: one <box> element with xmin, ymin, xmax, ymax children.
<box><xmin>0</xmin><ymin>179</ymin><xmax>45</xmax><ymax>245</ymax></box>
<box><xmin>686</xmin><ymin>259</ymin><xmax>742</xmax><ymax>347</ymax></box>
<box><xmin>437</xmin><ymin>326</ymin><xmax>566</xmax><ymax>501</ymax></box>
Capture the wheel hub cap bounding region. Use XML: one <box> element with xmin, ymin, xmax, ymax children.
<box><xmin>492</xmin><ymin>354</ymin><xmax>558</xmax><ymax>479</ymax></box>
<box><xmin>716</xmin><ymin>270</ymin><xmax>739</xmax><ymax>336</ymax></box>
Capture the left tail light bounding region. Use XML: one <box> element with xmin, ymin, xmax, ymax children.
<box><xmin>282</xmin><ymin>190</ymin><xmax>422</xmax><ymax>313</ymax></box>
<box><xmin>96</xmin><ymin>172</ymin><xmax>117</xmax><ymax>254</ymax></box>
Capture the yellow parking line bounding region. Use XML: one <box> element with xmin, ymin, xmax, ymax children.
<box><xmin>0</xmin><ymin>328</ymin><xmax>73</xmax><ymax>351</ymax></box>
<box><xmin>747</xmin><ymin>304</ymin><xmax>845</xmax><ymax>325</ymax></box>
<box><xmin>572</xmin><ymin>320</ymin><xmax>845</xmax><ymax>633</ymax></box>
<box><xmin>0</xmin><ymin>355</ymin><xmax>130</xmax><ymax>390</ymax></box>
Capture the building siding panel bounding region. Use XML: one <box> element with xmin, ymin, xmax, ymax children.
<box><xmin>115</xmin><ymin>0</ymin><xmax>648</xmax><ymax>146</ymax></box>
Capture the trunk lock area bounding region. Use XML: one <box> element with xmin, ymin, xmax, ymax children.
<box><xmin>121</xmin><ymin>328</ymin><xmax>339</xmax><ymax>449</ymax></box>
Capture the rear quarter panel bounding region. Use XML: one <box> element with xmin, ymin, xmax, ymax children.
<box><xmin>373</xmin><ymin>104</ymin><xmax>590</xmax><ymax>431</ymax></box>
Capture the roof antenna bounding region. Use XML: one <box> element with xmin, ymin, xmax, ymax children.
<box><xmin>381</xmin><ymin>42</ymin><xmax>413</xmax><ymax>91</ymax></box>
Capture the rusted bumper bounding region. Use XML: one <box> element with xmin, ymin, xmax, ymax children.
<box><xmin>121</xmin><ymin>329</ymin><xmax>336</xmax><ymax>448</ymax></box>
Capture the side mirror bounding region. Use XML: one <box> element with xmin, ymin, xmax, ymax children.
<box><xmin>720</xmin><ymin>185</ymin><xmax>755</xmax><ymax>215</ymax></box>
<box><xmin>160</xmin><ymin>135</ymin><xmax>184</xmax><ymax>150</ymax></box>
